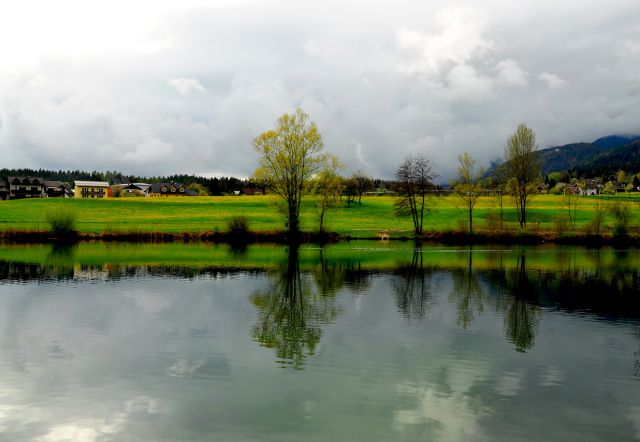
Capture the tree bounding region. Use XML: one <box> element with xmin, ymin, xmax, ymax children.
<box><xmin>488</xmin><ymin>160</ymin><xmax>508</xmax><ymax>230</ymax></box>
<box><xmin>394</xmin><ymin>154</ymin><xmax>437</xmax><ymax>236</ymax></box>
<box><xmin>564</xmin><ymin>191</ymin><xmax>577</xmax><ymax>230</ymax></box>
<box><xmin>313</xmin><ymin>155</ymin><xmax>344</xmax><ymax>234</ymax></box>
<box><xmin>351</xmin><ymin>170</ymin><xmax>373</xmax><ymax>205</ymax></box>
<box><xmin>504</xmin><ymin>124</ymin><xmax>540</xmax><ymax>228</ymax></box>
<box><xmin>452</xmin><ymin>152</ymin><xmax>483</xmax><ymax>235</ymax></box>
<box><xmin>188</xmin><ymin>182</ymin><xmax>210</xmax><ymax>196</ymax></box>
<box><xmin>603</xmin><ymin>181</ymin><xmax>615</xmax><ymax>196</ymax></box>
<box><xmin>342</xmin><ymin>177</ymin><xmax>358</xmax><ymax>207</ymax></box>
<box><xmin>253</xmin><ymin>109</ymin><xmax>329</xmax><ymax>236</ymax></box>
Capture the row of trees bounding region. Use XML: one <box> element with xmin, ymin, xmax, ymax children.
<box><xmin>253</xmin><ymin>109</ymin><xmax>541</xmax><ymax>237</ymax></box>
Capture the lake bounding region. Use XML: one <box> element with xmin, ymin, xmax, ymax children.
<box><xmin>0</xmin><ymin>242</ymin><xmax>639</xmax><ymax>441</ymax></box>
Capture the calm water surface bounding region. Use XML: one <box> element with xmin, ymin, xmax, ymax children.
<box><xmin>0</xmin><ymin>243</ymin><xmax>639</xmax><ymax>441</ymax></box>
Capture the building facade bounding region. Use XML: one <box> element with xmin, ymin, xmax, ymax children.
<box><xmin>0</xmin><ymin>177</ymin><xmax>46</xmax><ymax>200</ymax></box>
<box><xmin>149</xmin><ymin>182</ymin><xmax>196</xmax><ymax>196</ymax></box>
<box><xmin>74</xmin><ymin>181</ymin><xmax>111</xmax><ymax>198</ymax></box>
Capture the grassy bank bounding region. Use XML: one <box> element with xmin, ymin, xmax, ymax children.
<box><xmin>0</xmin><ymin>194</ymin><xmax>639</xmax><ymax>241</ymax></box>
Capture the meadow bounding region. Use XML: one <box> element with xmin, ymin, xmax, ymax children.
<box><xmin>0</xmin><ymin>193</ymin><xmax>639</xmax><ymax>238</ymax></box>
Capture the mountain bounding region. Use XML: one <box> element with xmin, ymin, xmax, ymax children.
<box><xmin>487</xmin><ymin>134</ymin><xmax>640</xmax><ymax>178</ymax></box>
<box><xmin>592</xmin><ymin>134</ymin><xmax>640</xmax><ymax>148</ymax></box>
<box><xmin>536</xmin><ymin>142</ymin><xmax>610</xmax><ymax>175</ymax></box>
<box><xmin>574</xmin><ymin>139</ymin><xmax>640</xmax><ymax>177</ymax></box>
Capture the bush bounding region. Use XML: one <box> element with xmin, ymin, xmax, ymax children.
<box><xmin>553</xmin><ymin>216</ymin><xmax>570</xmax><ymax>235</ymax></box>
<box><xmin>45</xmin><ymin>208</ymin><xmax>77</xmax><ymax>237</ymax></box>
<box><xmin>227</xmin><ymin>216</ymin><xmax>251</xmax><ymax>237</ymax></box>
<box><xmin>610</xmin><ymin>202</ymin><xmax>631</xmax><ymax>237</ymax></box>
<box><xmin>584</xmin><ymin>202</ymin><xmax>606</xmax><ymax>236</ymax></box>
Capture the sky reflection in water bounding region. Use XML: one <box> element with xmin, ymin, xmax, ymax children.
<box><xmin>0</xmin><ymin>244</ymin><xmax>639</xmax><ymax>441</ymax></box>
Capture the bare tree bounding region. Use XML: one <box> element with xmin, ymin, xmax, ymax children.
<box><xmin>394</xmin><ymin>155</ymin><xmax>437</xmax><ymax>236</ymax></box>
<box><xmin>504</xmin><ymin>124</ymin><xmax>540</xmax><ymax>228</ymax></box>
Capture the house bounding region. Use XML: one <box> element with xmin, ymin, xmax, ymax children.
<box><xmin>582</xmin><ymin>179</ymin><xmax>599</xmax><ymax>196</ymax></box>
<box><xmin>563</xmin><ymin>184</ymin><xmax>581</xmax><ymax>195</ymax></box>
<box><xmin>149</xmin><ymin>182</ymin><xmax>196</xmax><ymax>196</ymax></box>
<box><xmin>0</xmin><ymin>178</ymin><xmax>8</xmax><ymax>200</ymax></box>
<box><xmin>74</xmin><ymin>181</ymin><xmax>110</xmax><ymax>198</ymax></box>
<box><xmin>612</xmin><ymin>181</ymin><xmax>628</xmax><ymax>193</ymax></box>
<box><xmin>5</xmin><ymin>177</ymin><xmax>46</xmax><ymax>199</ymax></box>
<box><xmin>44</xmin><ymin>181</ymin><xmax>73</xmax><ymax>198</ymax></box>
<box><xmin>122</xmin><ymin>183</ymin><xmax>151</xmax><ymax>197</ymax></box>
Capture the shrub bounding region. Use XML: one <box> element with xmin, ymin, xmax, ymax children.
<box><xmin>584</xmin><ymin>202</ymin><xmax>606</xmax><ymax>236</ymax></box>
<box><xmin>610</xmin><ymin>202</ymin><xmax>631</xmax><ymax>237</ymax></box>
<box><xmin>553</xmin><ymin>215</ymin><xmax>570</xmax><ymax>235</ymax></box>
<box><xmin>45</xmin><ymin>208</ymin><xmax>77</xmax><ymax>237</ymax></box>
<box><xmin>456</xmin><ymin>218</ymin><xmax>468</xmax><ymax>234</ymax></box>
<box><xmin>227</xmin><ymin>216</ymin><xmax>251</xmax><ymax>237</ymax></box>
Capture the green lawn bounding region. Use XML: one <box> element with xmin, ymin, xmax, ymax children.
<box><xmin>0</xmin><ymin>194</ymin><xmax>639</xmax><ymax>237</ymax></box>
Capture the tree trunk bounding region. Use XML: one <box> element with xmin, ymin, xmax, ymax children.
<box><xmin>319</xmin><ymin>197</ymin><xmax>327</xmax><ymax>233</ymax></box>
<box><xmin>288</xmin><ymin>201</ymin><xmax>299</xmax><ymax>235</ymax></box>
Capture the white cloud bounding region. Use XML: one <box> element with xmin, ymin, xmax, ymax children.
<box><xmin>1</xmin><ymin>1</ymin><xmax>640</xmax><ymax>179</ymax></box>
<box><xmin>397</xmin><ymin>7</ymin><xmax>494</xmax><ymax>77</ymax></box>
<box><xmin>538</xmin><ymin>72</ymin><xmax>567</xmax><ymax>89</ymax></box>
<box><xmin>616</xmin><ymin>38</ymin><xmax>640</xmax><ymax>58</ymax></box>
<box><xmin>303</xmin><ymin>40</ymin><xmax>320</xmax><ymax>55</ymax></box>
<box><xmin>167</xmin><ymin>78</ymin><xmax>207</xmax><ymax>96</ymax></box>
<box><xmin>446</xmin><ymin>64</ymin><xmax>493</xmax><ymax>100</ymax></box>
<box><xmin>495</xmin><ymin>59</ymin><xmax>529</xmax><ymax>86</ymax></box>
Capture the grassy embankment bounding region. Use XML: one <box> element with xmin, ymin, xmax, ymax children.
<box><xmin>0</xmin><ymin>194</ymin><xmax>639</xmax><ymax>242</ymax></box>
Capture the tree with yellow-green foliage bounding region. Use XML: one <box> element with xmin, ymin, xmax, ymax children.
<box><xmin>313</xmin><ymin>155</ymin><xmax>344</xmax><ymax>234</ymax></box>
<box><xmin>453</xmin><ymin>152</ymin><xmax>483</xmax><ymax>235</ymax></box>
<box><xmin>253</xmin><ymin>109</ymin><xmax>330</xmax><ymax>237</ymax></box>
<box><xmin>504</xmin><ymin>124</ymin><xmax>540</xmax><ymax>228</ymax></box>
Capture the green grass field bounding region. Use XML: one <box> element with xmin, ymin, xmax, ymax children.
<box><xmin>0</xmin><ymin>194</ymin><xmax>639</xmax><ymax>238</ymax></box>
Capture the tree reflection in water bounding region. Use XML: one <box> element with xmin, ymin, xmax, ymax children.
<box><xmin>250</xmin><ymin>247</ymin><xmax>340</xmax><ymax>369</ymax></box>
<box><xmin>492</xmin><ymin>253</ymin><xmax>540</xmax><ymax>353</ymax></box>
<box><xmin>449</xmin><ymin>251</ymin><xmax>485</xmax><ymax>329</ymax></box>
<box><xmin>392</xmin><ymin>248</ymin><xmax>432</xmax><ymax>320</ymax></box>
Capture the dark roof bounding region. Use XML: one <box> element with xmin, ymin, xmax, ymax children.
<box><xmin>150</xmin><ymin>182</ymin><xmax>191</xmax><ymax>195</ymax></box>
<box><xmin>8</xmin><ymin>176</ymin><xmax>44</xmax><ymax>185</ymax></box>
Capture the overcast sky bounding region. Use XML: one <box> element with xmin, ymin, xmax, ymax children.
<box><xmin>1</xmin><ymin>0</ymin><xmax>639</xmax><ymax>179</ymax></box>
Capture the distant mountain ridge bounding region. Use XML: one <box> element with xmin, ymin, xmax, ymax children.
<box><xmin>488</xmin><ymin>133</ymin><xmax>640</xmax><ymax>178</ymax></box>
<box><xmin>592</xmin><ymin>135</ymin><xmax>640</xmax><ymax>148</ymax></box>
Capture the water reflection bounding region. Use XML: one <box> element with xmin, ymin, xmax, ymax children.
<box><xmin>2</xmin><ymin>244</ymin><xmax>640</xmax><ymax>360</ymax></box>
<box><xmin>449</xmin><ymin>251</ymin><xmax>485</xmax><ymax>329</ymax></box>
<box><xmin>489</xmin><ymin>253</ymin><xmax>540</xmax><ymax>352</ymax></box>
<box><xmin>0</xmin><ymin>244</ymin><xmax>639</xmax><ymax>440</ymax></box>
<box><xmin>392</xmin><ymin>250</ymin><xmax>433</xmax><ymax>320</ymax></box>
<box><xmin>250</xmin><ymin>247</ymin><xmax>340</xmax><ymax>369</ymax></box>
